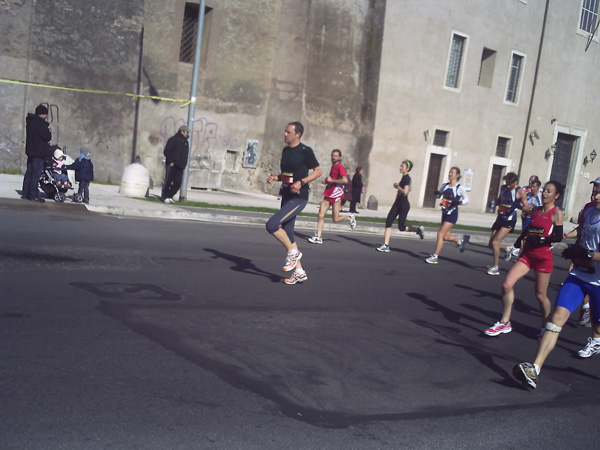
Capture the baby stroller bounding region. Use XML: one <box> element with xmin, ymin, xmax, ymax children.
<box><xmin>39</xmin><ymin>146</ymin><xmax>79</xmax><ymax>202</ymax></box>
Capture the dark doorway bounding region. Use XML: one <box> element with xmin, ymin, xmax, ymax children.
<box><xmin>550</xmin><ymin>133</ymin><xmax>577</xmax><ymax>210</ymax></box>
<box><xmin>424</xmin><ymin>154</ymin><xmax>445</xmax><ymax>208</ymax></box>
<box><xmin>486</xmin><ymin>164</ymin><xmax>504</xmax><ymax>213</ymax></box>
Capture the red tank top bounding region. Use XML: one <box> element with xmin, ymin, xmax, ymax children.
<box><xmin>526</xmin><ymin>206</ymin><xmax>556</xmax><ymax>248</ymax></box>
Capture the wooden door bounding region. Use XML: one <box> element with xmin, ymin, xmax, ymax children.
<box><xmin>423</xmin><ymin>154</ymin><xmax>444</xmax><ymax>208</ymax></box>
<box><xmin>486</xmin><ymin>164</ymin><xmax>504</xmax><ymax>212</ymax></box>
<box><xmin>550</xmin><ymin>133</ymin><xmax>577</xmax><ymax>210</ymax></box>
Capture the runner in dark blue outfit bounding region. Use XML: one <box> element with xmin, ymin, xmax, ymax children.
<box><xmin>486</xmin><ymin>172</ymin><xmax>529</xmax><ymax>275</ymax></box>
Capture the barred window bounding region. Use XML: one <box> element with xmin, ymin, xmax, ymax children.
<box><xmin>505</xmin><ymin>52</ymin><xmax>524</xmax><ymax>103</ymax></box>
<box><xmin>496</xmin><ymin>137</ymin><xmax>510</xmax><ymax>158</ymax></box>
<box><xmin>179</xmin><ymin>3</ymin><xmax>212</xmax><ymax>64</ymax></box>
<box><xmin>445</xmin><ymin>33</ymin><xmax>467</xmax><ymax>89</ymax></box>
<box><xmin>433</xmin><ymin>130</ymin><xmax>449</xmax><ymax>147</ymax></box>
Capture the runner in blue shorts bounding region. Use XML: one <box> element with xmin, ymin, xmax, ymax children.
<box><xmin>425</xmin><ymin>167</ymin><xmax>470</xmax><ymax>264</ymax></box>
<box><xmin>486</xmin><ymin>172</ymin><xmax>530</xmax><ymax>276</ymax></box>
<box><xmin>513</xmin><ymin>180</ymin><xmax>600</xmax><ymax>389</ymax></box>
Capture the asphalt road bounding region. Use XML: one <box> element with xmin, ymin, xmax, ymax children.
<box><xmin>1</xmin><ymin>202</ymin><xmax>598</xmax><ymax>449</ymax></box>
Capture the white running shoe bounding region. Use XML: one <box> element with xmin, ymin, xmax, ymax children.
<box><xmin>577</xmin><ymin>308</ymin><xmax>591</xmax><ymax>327</ymax></box>
<box><xmin>485</xmin><ymin>321</ymin><xmax>512</xmax><ymax>336</ymax></box>
<box><xmin>417</xmin><ymin>226</ymin><xmax>425</xmax><ymax>240</ymax></box>
<box><xmin>349</xmin><ymin>214</ymin><xmax>356</xmax><ymax>229</ymax></box>
<box><xmin>307</xmin><ymin>234</ymin><xmax>323</xmax><ymax>244</ymax></box>
<box><xmin>487</xmin><ymin>266</ymin><xmax>500</xmax><ymax>276</ymax></box>
<box><xmin>425</xmin><ymin>254</ymin><xmax>438</xmax><ymax>264</ymax></box>
<box><xmin>283</xmin><ymin>251</ymin><xmax>302</xmax><ymax>272</ymax></box>
<box><xmin>504</xmin><ymin>245</ymin><xmax>514</xmax><ymax>261</ymax></box>
<box><xmin>578</xmin><ymin>337</ymin><xmax>600</xmax><ymax>358</ymax></box>
<box><xmin>376</xmin><ymin>244</ymin><xmax>390</xmax><ymax>253</ymax></box>
<box><xmin>284</xmin><ymin>271</ymin><xmax>308</xmax><ymax>285</ymax></box>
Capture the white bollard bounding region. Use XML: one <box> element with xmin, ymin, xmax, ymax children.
<box><xmin>119</xmin><ymin>163</ymin><xmax>150</xmax><ymax>198</ymax></box>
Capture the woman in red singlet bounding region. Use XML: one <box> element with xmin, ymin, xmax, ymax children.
<box><xmin>485</xmin><ymin>181</ymin><xmax>564</xmax><ymax>338</ymax></box>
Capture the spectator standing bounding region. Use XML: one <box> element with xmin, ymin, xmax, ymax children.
<box><xmin>349</xmin><ymin>166</ymin><xmax>364</xmax><ymax>213</ymax></box>
<box><xmin>22</xmin><ymin>104</ymin><xmax>52</xmax><ymax>202</ymax></box>
<box><xmin>161</xmin><ymin>125</ymin><xmax>190</xmax><ymax>203</ymax></box>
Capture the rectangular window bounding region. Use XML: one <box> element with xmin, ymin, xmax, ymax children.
<box><xmin>445</xmin><ymin>33</ymin><xmax>467</xmax><ymax>89</ymax></box>
<box><xmin>496</xmin><ymin>137</ymin><xmax>511</xmax><ymax>158</ymax></box>
<box><xmin>179</xmin><ymin>3</ymin><xmax>213</xmax><ymax>64</ymax></box>
<box><xmin>478</xmin><ymin>48</ymin><xmax>496</xmax><ymax>88</ymax></box>
<box><xmin>433</xmin><ymin>130</ymin><xmax>449</xmax><ymax>147</ymax></box>
<box><xmin>505</xmin><ymin>52</ymin><xmax>524</xmax><ymax>103</ymax></box>
<box><xmin>580</xmin><ymin>0</ymin><xmax>599</xmax><ymax>34</ymax></box>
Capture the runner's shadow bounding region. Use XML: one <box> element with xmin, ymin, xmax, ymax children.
<box><xmin>337</xmin><ymin>234</ymin><xmax>383</xmax><ymax>249</ymax></box>
<box><xmin>204</xmin><ymin>248</ymin><xmax>281</xmax><ymax>283</ymax></box>
<box><xmin>433</xmin><ymin>254</ymin><xmax>476</xmax><ymax>270</ymax></box>
<box><xmin>407</xmin><ymin>292</ymin><xmax>483</xmax><ymax>332</ymax></box>
<box><xmin>410</xmin><ymin>317</ymin><xmax>520</xmax><ymax>388</ymax></box>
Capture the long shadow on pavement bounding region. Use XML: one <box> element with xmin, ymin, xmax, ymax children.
<box><xmin>205</xmin><ymin>248</ymin><xmax>281</xmax><ymax>283</ymax></box>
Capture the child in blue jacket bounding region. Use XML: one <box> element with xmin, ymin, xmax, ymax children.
<box><xmin>66</xmin><ymin>146</ymin><xmax>94</xmax><ymax>203</ymax></box>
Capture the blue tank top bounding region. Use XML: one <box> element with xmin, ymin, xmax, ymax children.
<box><xmin>497</xmin><ymin>186</ymin><xmax>521</xmax><ymax>220</ymax></box>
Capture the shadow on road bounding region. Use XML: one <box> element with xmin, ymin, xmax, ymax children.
<box><xmin>205</xmin><ymin>248</ymin><xmax>281</xmax><ymax>283</ymax></box>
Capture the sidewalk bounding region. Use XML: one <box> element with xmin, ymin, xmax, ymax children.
<box><xmin>0</xmin><ymin>173</ymin><xmax>574</xmax><ymax>245</ymax></box>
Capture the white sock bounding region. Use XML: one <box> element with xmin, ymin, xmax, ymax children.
<box><xmin>288</xmin><ymin>249</ymin><xmax>298</xmax><ymax>255</ymax></box>
<box><xmin>534</xmin><ymin>364</ymin><xmax>540</xmax><ymax>375</ymax></box>
<box><xmin>296</xmin><ymin>268</ymin><xmax>306</xmax><ymax>275</ymax></box>
<box><xmin>582</xmin><ymin>304</ymin><xmax>590</xmax><ymax>310</ymax></box>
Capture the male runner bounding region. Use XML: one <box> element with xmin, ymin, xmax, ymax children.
<box><xmin>307</xmin><ymin>149</ymin><xmax>356</xmax><ymax>244</ymax></box>
<box><xmin>266</xmin><ymin>122</ymin><xmax>322</xmax><ymax>285</ymax></box>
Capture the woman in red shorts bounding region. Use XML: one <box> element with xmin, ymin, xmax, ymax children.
<box><xmin>485</xmin><ymin>181</ymin><xmax>564</xmax><ymax>338</ymax></box>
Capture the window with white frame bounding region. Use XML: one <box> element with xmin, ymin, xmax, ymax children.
<box><xmin>433</xmin><ymin>130</ymin><xmax>449</xmax><ymax>147</ymax></box>
<box><xmin>445</xmin><ymin>33</ymin><xmax>467</xmax><ymax>89</ymax></box>
<box><xmin>495</xmin><ymin>137</ymin><xmax>511</xmax><ymax>158</ymax></box>
<box><xmin>580</xmin><ymin>0</ymin><xmax>599</xmax><ymax>34</ymax></box>
<box><xmin>505</xmin><ymin>52</ymin><xmax>525</xmax><ymax>104</ymax></box>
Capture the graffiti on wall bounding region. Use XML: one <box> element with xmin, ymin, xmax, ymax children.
<box><xmin>159</xmin><ymin>115</ymin><xmax>239</xmax><ymax>158</ymax></box>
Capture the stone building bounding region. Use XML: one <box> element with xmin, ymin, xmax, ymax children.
<box><xmin>0</xmin><ymin>0</ymin><xmax>384</xmax><ymax>202</ymax></box>
<box><xmin>0</xmin><ymin>0</ymin><xmax>598</xmax><ymax>218</ymax></box>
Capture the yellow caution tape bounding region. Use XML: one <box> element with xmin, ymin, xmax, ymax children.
<box><xmin>0</xmin><ymin>77</ymin><xmax>193</xmax><ymax>108</ymax></box>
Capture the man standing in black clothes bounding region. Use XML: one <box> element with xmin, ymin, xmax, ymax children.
<box><xmin>161</xmin><ymin>125</ymin><xmax>190</xmax><ymax>203</ymax></box>
<box><xmin>22</xmin><ymin>104</ymin><xmax>52</xmax><ymax>202</ymax></box>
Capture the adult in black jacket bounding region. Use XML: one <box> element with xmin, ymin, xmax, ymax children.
<box><xmin>161</xmin><ymin>125</ymin><xmax>190</xmax><ymax>203</ymax></box>
<box><xmin>349</xmin><ymin>166</ymin><xmax>364</xmax><ymax>213</ymax></box>
<box><xmin>22</xmin><ymin>104</ymin><xmax>52</xmax><ymax>202</ymax></box>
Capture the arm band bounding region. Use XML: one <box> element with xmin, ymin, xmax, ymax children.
<box><xmin>546</xmin><ymin>225</ymin><xmax>564</xmax><ymax>244</ymax></box>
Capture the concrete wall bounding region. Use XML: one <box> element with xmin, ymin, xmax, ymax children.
<box><xmin>0</xmin><ymin>0</ymin><xmax>383</xmax><ymax>200</ymax></box>
<box><xmin>0</xmin><ymin>0</ymin><xmax>143</xmax><ymax>184</ymax></box>
<box><xmin>135</xmin><ymin>0</ymin><xmax>384</xmax><ymax>198</ymax></box>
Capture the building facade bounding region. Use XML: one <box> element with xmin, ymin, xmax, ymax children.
<box><xmin>370</xmin><ymin>0</ymin><xmax>599</xmax><ymax>219</ymax></box>
<box><xmin>0</xmin><ymin>0</ymin><xmax>598</xmax><ymax>218</ymax></box>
